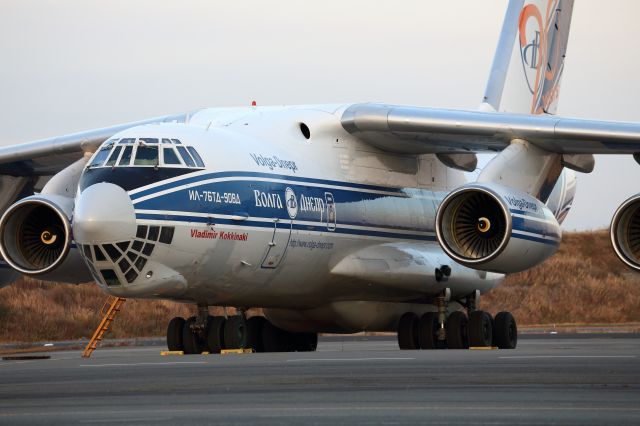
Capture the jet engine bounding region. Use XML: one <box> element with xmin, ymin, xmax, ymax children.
<box><xmin>435</xmin><ymin>183</ymin><xmax>561</xmax><ymax>274</ymax></box>
<box><xmin>0</xmin><ymin>195</ymin><xmax>90</xmax><ymax>282</ymax></box>
<box><xmin>610</xmin><ymin>194</ymin><xmax>640</xmax><ymax>271</ymax></box>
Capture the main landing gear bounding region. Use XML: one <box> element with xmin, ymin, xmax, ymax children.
<box><xmin>167</xmin><ymin>308</ymin><xmax>318</xmax><ymax>354</ymax></box>
<box><xmin>396</xmin><ymin>290</ymin><xmax>517</xmax><ymax>350</ymax></box>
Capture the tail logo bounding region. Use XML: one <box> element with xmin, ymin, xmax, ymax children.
<box><xmin>519</xmin><ymin>5</ymin><xmax>543</xmax><ymax>95</ymax></box>
<box><xmin>517</xmin><ymin>1</ymin><xmax>567</xmax><ymax>114</ymax></box>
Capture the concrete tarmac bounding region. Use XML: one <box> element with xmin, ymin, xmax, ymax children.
<box><xmin>0</xmin><ymin>335</ymin><xmax>638</xmax><ymax>425</ymax></box>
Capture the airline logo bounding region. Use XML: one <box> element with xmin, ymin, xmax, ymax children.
<box><xmin>285</xmin><ymin>187</ymin><xmax>298</xmax><ymax>219</ymax></box>
<box><xmin>518</xmin><ymin>0</ymin><xmax>568</xmax><ymax>114</ymax></box>
<box><xmin>519</xmin><ymin>5</ymin><xmax>542</xmax><ymax>95</ymax></box>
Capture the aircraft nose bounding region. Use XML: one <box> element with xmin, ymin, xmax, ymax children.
<box><xmin>73</xmin><ymin>182</ymin><xmax>136</xmax><ymax>244</ymax></box>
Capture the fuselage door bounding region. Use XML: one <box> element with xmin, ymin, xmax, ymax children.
<box><xmin>261</xmin><ymin>218</ymin><xmax>292</xmax><ymax>269</ymax></box>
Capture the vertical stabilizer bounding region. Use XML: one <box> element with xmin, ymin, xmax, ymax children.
<box><xmin>482</xmin><ymin>0</ymin><xmax>575</xmax><ymax>115</ymax></box>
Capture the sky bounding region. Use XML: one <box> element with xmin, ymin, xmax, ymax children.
<box><xmin>1</xmin><ymin>0</ymin><xmax>639</xmax><ymax>230</ymax></box>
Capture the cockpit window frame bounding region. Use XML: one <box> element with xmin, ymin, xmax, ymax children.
<box><xmin>87</xmin><ymin>137</ymin><xmax>203</xmax><ymax>169</ymax></box>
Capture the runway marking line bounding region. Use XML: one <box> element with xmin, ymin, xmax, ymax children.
<box><xmin>79</xmin><ymin>361</ymin><xmax>207</xmax><ymax>367</ymax></box>
<box><xmin>499</xmin><ymin>355</ymin><xmax>637</xmax><ymax>359</ymax></box>
<box><xmin>2</xmin><ymin>405</ymin><xmax>640</xmax><ymax>418</ymax></box>
<box><xmin>286</xmin><ymin>357</ymin><xmax>415</xmax><ymax>362</ymax></box>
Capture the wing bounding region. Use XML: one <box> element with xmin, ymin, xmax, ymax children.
<box><xmin>341</xmin><ymin>103</ymin><xmax>640</xmax><ymax>156</ymax></box>
<box><xmin>0</xmin><ymin>112</ymin><xmax>191</xmax><ymax>176</ymax></box>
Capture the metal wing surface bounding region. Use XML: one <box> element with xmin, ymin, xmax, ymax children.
<box><xmin>0</xmin><ymin>113</ymin><xmax>190</xmax><ymax>176</ymax></box>
<box><xmin>341</xmin><ymin>103</ymin><xmax>640</xmax><ymax>156</ymax></box>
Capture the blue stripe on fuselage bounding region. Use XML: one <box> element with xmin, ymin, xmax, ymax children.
<box><xmin>129</xmin><ymin>172</ymin><xmax>558</xmax><ymax>246</ymax></box>
<box><xmin>129</xmin><ymin>171</ymin><xmax>406</xmax><ymax>201</ymax></box>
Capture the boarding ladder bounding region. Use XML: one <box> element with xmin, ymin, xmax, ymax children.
<box><xmin>82</xmin><ymin>297</ymin><xmax>126</xmax><ymax>358</ymax></box>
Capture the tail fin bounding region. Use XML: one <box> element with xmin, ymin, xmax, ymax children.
<box><xmin>482</xmin><ymin>0</ymin><xmax>575</xmax><ymax>115</ymax></box>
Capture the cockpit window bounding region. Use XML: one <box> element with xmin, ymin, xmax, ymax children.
<box><xmin>88</xmin><ymin>137</ymin><xmax>203</xmax><ymax>169</ymax></box>
<box><xmin>187</xmin><ymin>147</ymin><xmax>205</xmax><ymax>168</ymax></box>
<box><xmin>89</xmin><ymin>146</ymin><xmax>112</xmax><ymax>167</ymax></box>
<box><xmin>134</xmin><ymin>146</ymin><xmax>159</xmax><ymax>166</ymax></box>
<box><xmin>176</xmin><ymin>146</ymin><xmax>196</xmax><ymax>167</ymax></box>
<box><xmin>119</xmin><ymin>145</ymin><xmax>133</xmax><ymax>166</ymax></box>
<box><xmin>105</xmin><ymin>146</ymin><xmax>123</xmax><ymax>167</ymax></box>
<box><xmin>163</xmin><ymin>147</ymin><xmax>182</xmax><ymax>165</ymax></box>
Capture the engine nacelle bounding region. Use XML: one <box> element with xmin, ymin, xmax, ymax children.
<box><xmin>0</xmin><ymin>195</ymin><xmax>91</xmax><ymax>282</ymax></box>
<box><xmin>610</xmin><ymin>194</ymin><xmax>640</xmax><ymax>271</ymax></box>
<box><xmin>435</xmin><ymin>183</ymin><xmax>561</xmax><ymax>274</ymax></box>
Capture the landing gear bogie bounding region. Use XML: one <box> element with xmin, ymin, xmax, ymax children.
<box><xmin>166</xmin><ymin>311</ymin><xmax>318</xmax><ymax>354</ymax></box>
<box><xmin>395</xmin><ymin>308</ymin><xmax>515</xmax><ymax>350</ymax></box>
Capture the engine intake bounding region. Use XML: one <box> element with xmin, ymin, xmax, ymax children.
<box><xmin>436</xmin><ymin>183</ymin><xmax>561</xmax><ymax>274</ymax></box>
<box><xmin>610</xmin><ymin>194</ymin><xmax>640</xmax><ymax>271</ymax></box>
<box><xmin>0</xmin><ymin>196</ymin><xmax>72</xmax><ymax>275</ymax></box>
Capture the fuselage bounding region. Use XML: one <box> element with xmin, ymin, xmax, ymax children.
<box><xmin>71</xmin><ymin>104</ymin><xmax>537</xmax><ymax>329</ymax></box>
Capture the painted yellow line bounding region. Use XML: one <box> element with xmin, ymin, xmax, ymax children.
<box><xmin>469</xmin><ymin>347</ymin><xmax>498</xmax><ymax>350</ymax></box>
<box><xmin>221</xmin><ymin>348</ymin><xmax>254</xmax><ymax>354</ymax></box>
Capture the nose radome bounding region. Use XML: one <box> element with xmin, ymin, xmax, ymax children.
<box><xmin>73</xmin><ymin>182</ymin><xmax>136</xmax><ymax>244</ymax></box>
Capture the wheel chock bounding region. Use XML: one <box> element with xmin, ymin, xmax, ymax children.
<box><xmin>220</xmin><ymin>348</ymin><xmax>254</xmax><ymax>354</ymax></box>
<box><xmin>469</xmin><ymin>346</ymin><xmax>498</xmax><ymax>350</ymax></box>
<box><xmin>160</xmin><ymin>351</ymin><xmax>184</xmax><ymax>356</ymax></box>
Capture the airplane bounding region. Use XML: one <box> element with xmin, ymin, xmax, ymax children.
<box><xmin>1</xmin><ymin>0</ymin><xmax>639</xmax><ymax>354</ymax></box>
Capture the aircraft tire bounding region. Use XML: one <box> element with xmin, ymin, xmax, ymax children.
<box><xmin>445</xmin><ymin>311</ymin><xmax>469</xmax><ymax>349</ymax></box>
<box><xmin>293</xmin><ymin>332</ymin><xmax>318</xmax><ymax>352</ymax></box>
<box><xmin>261</xmin><ymin>321</ymin><xmax>289</xmax><ymax>352</ymax></box>
<box><xmin>493</xmin><ymin>311</ymin><xmax>517</xmax><ymax>349</ymax></box>
<box><xmin>167</xmin><ymin>317</ymin><xmax>185</xmax><ymax>351</ymax></box>
<box><xmin>468</xmin><ymin>311</ymin><xmax>493</xmax><ymax>347</ymax></box>
<box><xmin>182</xmin><ymin>316</ymin><xmax>205</xmax><ymax>354</ymax></box>
<box><xmin>397</xmin><ymin>312</ymin><xmax>419</xmax><ymax>350</ymax></box>
<box><xmin>224</xmin><ymin>316</ymin><xmax>248</xmax><ymax>349</ymax></box>
<box><xmin>206</xmin><ymin>316</ymin><xmax>226</xmax><ymax>353</ymax></box>
<box><xmin>246</xmin><ymin>316</ymin><xmax>267</xmax><ymax>353</ymax></box>
<box><xmin>417</xmin><ymin>312</ymin><xmax>439</xmax><ymax>349</ymax></box>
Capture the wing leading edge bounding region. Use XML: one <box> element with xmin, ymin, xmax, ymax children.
<box><xmin>341</xmin><ymin>103</ymin><xmax>640</xmax><ymax>156</ymax></box>
<box><xmin>0</xmin><ymin>112</ymin><xmax>192</xmax><ymax>176</ymax></box>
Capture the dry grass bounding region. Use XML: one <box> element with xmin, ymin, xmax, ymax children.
<box><xmin>481</xmin><ymin>231</ymin><xmax>640</xmax><ymax>324</ymax></box>
<box><xmin>1</xmin><ymin>231</ymin><xmax>638</xmax><ymax>343</ymax></box>
<box><xmin>0</xmin><ymin>279</ymin><xmax>198</xmax><ymax>343</ymax></box>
